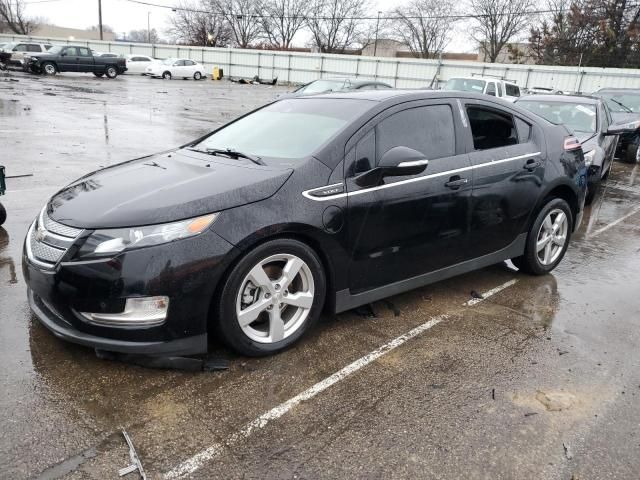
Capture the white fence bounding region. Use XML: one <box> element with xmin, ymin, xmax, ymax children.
<box><xmin>3</xmin><ymin>33</ymin><xmax>640</xmax><ymax>92</ymax></box>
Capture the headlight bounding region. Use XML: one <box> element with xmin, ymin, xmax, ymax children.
<box><xmin>78</xmin><ymin>213</ymin><xmax>219</xmax><ymax>257</ymax></box>
<box><xmin>584</xmin><ymin>149</ymin><xmax>596</xmax><ymax>167</ymax></box>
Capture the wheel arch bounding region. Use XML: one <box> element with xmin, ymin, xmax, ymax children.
<box><xmin>536</xmin><ymin>182</ymin><xmax>580</xmax><ymax>230</ymax></box>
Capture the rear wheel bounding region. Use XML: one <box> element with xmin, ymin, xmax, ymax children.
<box><xmin>162</xmin><ymin>71</ymin><xmax>171</xmax><ymax>80</ymax></box>
<box><xmin>42</xmin><ymin>62</ymin><xmax>56</xmax><ymax>75</ymax></box>
<box><xmin>511</xmin><ymin>198</ymin><xmax>572</xmax><ymax>275</ymax></box>
<box><xmin>193</xmin><ymin>71</ymin><xmax>202</xmax><ymax>80</ymax></box>
<box><xmin>216</xmin><ymin>239</ymin><xmax>326</xmax><ymax>356</ymax></box>
<box><xmin>105</xmin><ymin>66</ymin><xmax>118</xmax><ymax>79</ymax></box>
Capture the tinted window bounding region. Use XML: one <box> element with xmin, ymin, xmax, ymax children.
<box><xmin>26</xmin><ymin>44</ymin><xmax>41</xmax><ymax>52</ymax></box>
<box><xmin>14</xmin><ymin>44</ymin><xmax>27</xmax><ymax>52</ymax></box>
<box><xmin>78</xmin><ymin>48</ymin><xmax>91</xmax><ymax>56</ymax></box>
<box><xmin>175</xmin><ymin>60</ymin><xmax>186</xmax><ymax>66</ymax></box>
<box><xmin>132</xmin><ymin>56</ymin><xmax>148</xmax><ymax>61</ymax></box>
<box><xmin>466</xmin><ymin>106</ymin><xmax>518</xmax><ymax>150</ymax></box>
<box><xmin>185</xmin><ymin>60</ymin><xmax>195</xmax><ymax>66</ymax></box>
<box><xmin>486</xmin><ymin>82</ymin><xmax>496</xmax><ymax>96</ymax></box>
<box><xmin>353</xmin><ymin>129</ymin><xmax>376</xmax><ymax>174</ymax></box>
<box><xmin>376</xmin><ymin>105</ymin><xmax>455</xmax><ymax>163</ymax></box>
<box><xmin>196</xmin><ymin>98</ymin><xmax>372</xmax><ymax>160</ymax></box>
<box><xmin>506</xmin><ymin>84</ymin><xmax>520</xmax><ymax>97</ymax></box>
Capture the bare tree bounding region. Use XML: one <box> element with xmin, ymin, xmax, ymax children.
<box><xmin>126</xmin><ymin>28</ymin><xmax>160</xmax><ymax>43</ymax></box>
<box><xmin>168</xmin><ymin>0</ymin><xmax>231</xmax><ymax>46</ymax></box>
<box><xmin>260</xmin><ymin>0</ymin><xmax>308</xmax><ymax>49</ymax></box>
<box><xmin>0</xmin><ymin>0</ymin><xmax>39</xmax><ymax>34</ymax></box>
<box><xmin>393</xmin><ymin>0</ymin><xmax>456</xmax><ymax>58</ymax></box>
<box><xmin>216</xmin><ymin>0</ymin><xmax>263</xmax><ymax>48</ymax></box>
<box><xmin>469</xmin><ymin>0</ymin><xmax>535</xmax><ymax>62</ymax></box>
<box><xmin>307</xmin><ymin>0</ymin><xmax>370</xmax><ymax>53</ymax></box>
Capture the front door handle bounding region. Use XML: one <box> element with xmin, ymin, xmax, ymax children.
<box><xmin>444</xmin><ymin>175</ymin><xmax>468</xmax><ymax>190</ymax></box>
<box><xmin>523</xmin><ymin>159</ymin><xmax>542</xmax><ymax>171</ymax></box>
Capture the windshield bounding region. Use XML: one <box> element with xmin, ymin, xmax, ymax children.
<box><xmin>597</xmin><ymin>92</ymin><xmax>640</xmax><ymax>113</ymax></box>
<box><xmin>47</xmin><ymin>45</ymin><xmax>63</xmax><ymax>54</ymax></box>
<box><xmin>518</xmin><ymin>100</ymin><xmax>597</xmax><ymax>134</ymax></box>
<box><xmin>298</xmin><ymin>80</ymin><xmax>347</xmax><ymax>94</ymax></box>
<box><xmin>194</xmin><ymin>98</ymin><xmax>371</xmax><ymax>160</ymax></box>
<box><xmin>443</xmin><ymin>78</ymin><xmax>486</xmax><ymax>93</ymax></box>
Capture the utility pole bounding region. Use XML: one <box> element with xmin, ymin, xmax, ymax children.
<box><xmin>98</xmin><ymin>0</ymin><xmax>103</xmax><ymax>40</ymax></box>
<box><xmin>373</xmin><ymin>11</ymin><xmax>381</xmax><ymax>56</ymax></box>
<box><xmin>147</xmin><ymin>11</ymin><xmax>151</xmax><ymax>43</ymax></box>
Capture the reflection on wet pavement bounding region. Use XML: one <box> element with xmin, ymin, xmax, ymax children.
<box><xmin>0</xmin><ymin>71</ymin><xmax>639</xmax><ymax>479</ymax></box>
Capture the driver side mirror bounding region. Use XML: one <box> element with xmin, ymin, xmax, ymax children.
<box><xmin>355</xmin><ymin>146</ymin><xmax>429</xmax><ymax>188</ymax></box>
<box><xmin>606</xmin><ymin>120</ymin><xmax>640</xmax><ymax>135</ymax></box>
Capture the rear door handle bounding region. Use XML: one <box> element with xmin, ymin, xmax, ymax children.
<box><xmin>444</xmin><ymin>175</ymin><xmax>468</xmax><ymax>190</ymax></box>
<box><xmin>523</xmin><ymin>159</ymin><xmax>542</xmax><ymax>171</ymax></box>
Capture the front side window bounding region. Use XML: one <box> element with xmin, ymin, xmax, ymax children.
<box><xmin>195</xmin><ymin>98</ymin><xmax>371</xmax><ymax>160</ymax></box>
<box><xmin>78</xmin><ymin>48</ymin><xmax>91</xmax><ymax>56</ymax></box>
<box><xmin>14</xmin><ymin>44</ymin><xmax>27</xmax><ymax>52</ymax></box>
<box><xmin>64</xmin><ymin>47</ymin><xmax>78</xmax><ymax>56</ymax></box>
<box><xmin>466</xmin><ymin>106</ymin><xmax>518</xmax><ymax>150</ymax></box>
<box><xmin>376</xmin><ymin>105</ymin><xmax>456</xmax><ymax>164</ymax></box>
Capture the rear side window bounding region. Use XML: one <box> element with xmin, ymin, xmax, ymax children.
<box><xmin>486</xmin><ymin>82</ymin><xmax>496</xmax><ymax>96</ymax></box>
<box><xmin>185</xmin><ymin>60</ymin><xmax>195</xmax><ymax>66</ymax></box>
<box><xmin>78</xmin><ymin>48</ymin><xmax>91</xmax><ymax>56</ymax></box>
<box><xmin>506</xmin><ymin>84</ymin><xmax>520</xmax><ymax>97</ymax></box>
<box><xmin>26</xmin><ymin>44</ymin><xmax>41</xmax><ymax>52</ymax></box>
<box><xmin>376</xmin><ymin>105</ymin><xmax>455</xmax><ymax>163</ymax></box>
<box><xmin>466</xmin><ymin>106</ymin><xmax>518</xmax><ymax>150</ymax></box>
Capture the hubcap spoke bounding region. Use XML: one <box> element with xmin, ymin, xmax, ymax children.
<box><xmin>543</xmin><ymin>216</ymin><xmax>553</xmax><ymax>233</ymax></box>
<box><xmin>543</xmin><ymin>242</ymin><xmax>553</xmax><ymax>264</ymax></box>
<box><xmin>553</xmin><ymin>212</ymin><xmax>566</xmax><ymax>231</ymax></box>
<box><xmin>268</xmin><ymin>308</ymin><xmax>285</xmax><ymax>342</ymax></box>
<box><xmin>247</xmin><ymin>264</ymin><xmax>275</xmax><ymax>293</ymax></box>
<box><xmin>281</xmin><ymin>257</ymin><xmax>303</xmax><ymax>290</ymax></box>
<box><xmin>283</xmin><ymin>291</ymin><xmax>313</xmax><ymax>309</ymax></box>
<box><xmin>237</xmin><ymin>298</ymin><xmax>270</xmax><ymax>327</ymax></box>
<box><xmin>537</xmin><ymin>235</ymin><xmax>551</xmax><ymax>252</ymax></box>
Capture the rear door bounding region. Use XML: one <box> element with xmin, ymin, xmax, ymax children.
<box><xmin>77</xmin><ymin>47</ymin><xmax>94</xmax><ymax>72</ymax></box>
<box><xmin>345</xmin><ymin>100</ymin><xmax>473</xmax><ymax>293</ymax></box>
<box><xmin>184</xmin><ymin>59</ymin><xmax>197</xmax><ymax>76</ymax></box>
<box><xmin>463</xmin><ymin>100</ymin><xmax>546</xmax><ymax>257</ymax></box>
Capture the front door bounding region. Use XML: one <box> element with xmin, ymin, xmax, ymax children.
<box><xmin>345</xmin><ymin>101</ymin><xmax>473</xmax><ymax>293</ymax></box>
<box><xmin>60</xmin><ymin>46</ymin><xmax>79</xmax><ymax>72</ymax></box>
<box><xmin>463</xmin><ymin>101</ymin><xmax>547</xmax><ymax>257</ymax></box>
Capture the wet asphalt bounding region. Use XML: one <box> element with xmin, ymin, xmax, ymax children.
<box><xmin>1</xmin><ymin>70</ymin><xmax>639</xmax><ymax>480</ymax></box>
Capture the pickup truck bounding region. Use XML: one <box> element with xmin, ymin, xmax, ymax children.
<box><xmin>27</xmin><ymin>45</ymin><xmax>127</xmax><ymax>78</ymax></box>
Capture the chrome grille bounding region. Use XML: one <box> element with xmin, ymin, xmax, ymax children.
<box><xmin>26</xmin><ymin>208</ymin><xmax>83</xmax><ymax>269</ymax></box>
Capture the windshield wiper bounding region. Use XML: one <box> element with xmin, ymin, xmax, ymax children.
<box><xmin>608</xmin><ymin>98</ymin><xmax>633</xmax><ymax>113</ymax></box>
<box><xmin>187</xmin><ymin>147</ymin><xmax>264</xmax><ymax>165</ymax></box>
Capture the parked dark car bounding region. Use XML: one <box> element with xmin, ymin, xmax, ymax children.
<box><xmin>23</xmin><ymin>90</ymin><xmax>587</xmax><ymax>358</ymax></box>
<box><xmin>593</xmin><ymin>88</ymin><xmax>640</xmax><ymax>163</ymax></box>
<box><xmin>27</xmin><ymin>45</ymin><xmax>127</xmax><ymax>78</ymax></box>
<box><xmin>516</xmin><ymin>94</ymin><xmax>636</xmax><ymax>203</ymax></box>
<box><xmin>278</xmin><ymin>78</ymin><xmax>392</xmax><ymax>99</ymax></box>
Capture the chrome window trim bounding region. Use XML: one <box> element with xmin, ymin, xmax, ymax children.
<box><xmin>302</xmin><ymin>152</ymin><xmax>541</xmax><ymax>202</ymax></box>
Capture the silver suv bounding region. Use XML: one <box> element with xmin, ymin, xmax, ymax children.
<box><xmin>0</xmin><ymin>41</ymin><xmax>53</xmax><ymax>67</ymax></box>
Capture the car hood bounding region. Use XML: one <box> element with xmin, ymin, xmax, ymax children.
<box><xmin>48</xmin><ymin>149</ymin><xmax>293</xmax><ymax>229</ymax></box>
<box><xmin>610</xmin><ymin>111</ymin><xmax>640</xmax><ymax>124</ymax></box>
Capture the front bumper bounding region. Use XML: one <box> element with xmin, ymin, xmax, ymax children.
<box><xmin>23</xmin><ymin>228</ymin><xmax>239</xmax><ymax>355</ymax></box>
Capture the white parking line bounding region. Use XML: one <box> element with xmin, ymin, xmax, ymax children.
<box><xmin>463</xmin><ymin>279</ymin><xmax>519</xmax><ymax>306</ymax></box>
<box><xmin>165</xmin><ymin>278</ymin><xmax>520</xmax><ymax>479</ymax></box>
<box><xmin>588</xmin><ymin>205</ymin><xmax>640</xmax><ymax>238</ymax></box>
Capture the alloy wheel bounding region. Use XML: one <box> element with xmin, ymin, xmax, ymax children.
<box><xmin>236</xmin><ymin>254</ymin><xmax>315</xmax><ymax>344</ymax></box>
<box><xmin>536</xmin><ymin>208</ymin><xmax>568</xmax><ymax>266</ymax></box>
<box><xmin>44</xmin><ymin>63</ymin><xmax>55</xmax><ymax>75</ymax></box>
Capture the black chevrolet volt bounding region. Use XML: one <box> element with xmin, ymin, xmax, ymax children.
<box><xmin>23</xmin><ymin>90</ymin><xmax>587</xmax><ymax>357</ymax></box>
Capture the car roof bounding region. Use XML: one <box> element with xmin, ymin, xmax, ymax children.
<box><xmin>595</xmin><ymin>88</ymin><xmax>640</xmax><ymax>93</ymax></box>
<box><xmin>296</xmin><ymin>89</ymin><xmax>502</xmax><ymax>103</ymax></box>
<box><xmin>518</xmin><ymin>94</ymin><xmax>600</xmax><ymax>104</ymax></box>
<box><xmin>448</xmin><ymin>76</ymin><xmax>518</xmax><ymax>85</ymax></box>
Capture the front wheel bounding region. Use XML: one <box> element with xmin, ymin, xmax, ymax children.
<box><xmin>511</xmin><ymin>198</ymin><xmax>573</xmax><ymax>275</ymax></box>
<box><xmin>162</xmin><ymin>71</ymin><xmax>172</xmax><ymax>80</ymax></box>
<box><xmin>216</xmin><ymin>239</ymin><xmax>326</xmax><ymax>356</ymax></box>
<box><xmin>193</xmin><ymin>71</ymin><xmax>202</xmax><ymax>80</ymax></box>
<box><xmin>0</xmin><ymin>202</ymin><xmax>6</xmax><ymax>226</ymax></box>
<box><xmin>42</xmin><ymin>62</ymin><xmax>56</xmax><ymax>75</ymax></box>
<box><xmin>105</xmin><ymin>66</ymin><xmax>118</xmax><ymax>79</ymax></box>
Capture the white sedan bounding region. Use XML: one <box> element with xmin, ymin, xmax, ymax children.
<box><xmin>125</xmin><ymin>54</ymin><xmax>158</xmax><ymax>74</ymax></box>
<box><xmin>146</xmin><ymin>58</ymin><xmax>205</xmax><ymax>80</ymax></box>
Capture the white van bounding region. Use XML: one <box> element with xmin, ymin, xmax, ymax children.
<box><xmin>442</xmin><ymin>76</ymin><xmax>521</xmax><ymax>102</ymax></box>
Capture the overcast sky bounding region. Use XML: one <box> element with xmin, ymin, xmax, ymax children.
<box><xmin>25</xmin><ymin>0</ymin><xmax>476</xmax><ymax>53</ymax></box>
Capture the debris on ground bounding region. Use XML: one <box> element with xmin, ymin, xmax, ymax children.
<box><xmin>492</xmin><ymin>388</ymin><xmax>495</xmax><ymax>400</ymax></box>
<box><xmin>470</xmin><ymin>290</ymin><xmax>484</xmax><ymax>300</ymax></box>
<box><xmin>563</xmin><ymin>442</ymin><xmax>573</xmax><ymax>460</ymax></box>
<box><xmin>118</xmin><ymin>429</ymin><xmax>146</xmax><ymax>479</ymax></box>
<box><xmin>536</xmin><ymin>391</ymin><xmax>576</xmax><ymax>411</ymax></box>
<box><xmin>524</xmin><ymin>412</ymin><xmax>538</xmax><ymax>417</ymax></box>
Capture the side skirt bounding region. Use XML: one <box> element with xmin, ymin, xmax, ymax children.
<box><xmin>334</xmin><ymin>233</ymin><xmax>527</xmax><ymax>314</ymax></box>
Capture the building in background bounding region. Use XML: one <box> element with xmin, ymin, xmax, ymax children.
<box><xmin>361</xmin><ymin>39</ymin><xmax>411</xmax><ymax>58</ymax></box>
<box><xmin>30</xmin><ymin>24</ymin><xmax>115</xmax><ymax>41</ymax></box>
<box><xmin>478</xmin><ymin>42</ymin><xmax>535</xmax><ymax>64</ymax></box>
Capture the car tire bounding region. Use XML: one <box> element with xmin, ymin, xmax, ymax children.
<box><xmin>93</xmin><ymin>72</ymin><xmax>104</xmax><ymax>77</ymax></box>
<box><xmin>0</xmin><ymin>202</ymin><xmax>6</xmax><ymax>226</ymax></box>
<box><xmin>105</xmin><ymin>67</ymin><xmax>118</xmax><ymax>79</ymax></box>
<box><xmin>42</xmin><ymin>62</ymin><xmax>56</xmax><ymax>75</ymax></box>
<box><xmin>216</xmin><ymin>239</ymin><xmax>326</xmax><ymax>356</ymax></box>
<box><xmin>162</xmin><ymin>71</ymin><xmax>171</xmax><ymax>80</ymax></box>
<box><xmin>193</xmin><ymin>71</ymin><xmax>202</xmax><ymax>80</ymax></box>
<box><xmin>511</xmin><ymin>198</ymin><xmax>573</xmax><ymax>275</ymax></box>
